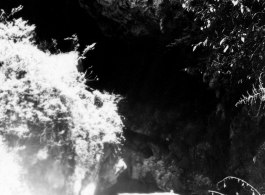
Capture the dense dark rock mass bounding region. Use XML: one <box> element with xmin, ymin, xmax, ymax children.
<box><xmin>79</xmin><ymin>0</ymin><xmax>177</xmax><ymax>39</ymax></box>
<box><xmin>77</xmin><ymin>0</ymin><xmax>226</xmax><ymax>193</ymax></box>
<box><xmin>78</xmin><ymin>0</ymin><xmax>198</xmax><ymax>97</ymax></box>
<box><xmin>78</xmin><ymin>1</ymin><xmax>265</xmax><ymax>194</ymax></box>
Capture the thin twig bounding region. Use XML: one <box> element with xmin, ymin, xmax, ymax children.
<box><xmin>208</xmin><ymin>190</ymin><xmax>226</xmax><ymax>195</ymax></box>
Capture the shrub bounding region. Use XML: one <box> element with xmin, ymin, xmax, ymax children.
<box><xmin>0</xmin><ymin>7</ymin><xmax>124</xmax><ymax>194</ymax></box>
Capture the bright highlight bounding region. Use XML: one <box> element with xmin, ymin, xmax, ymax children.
<box><xmin>81</xmin><ymin>182</ymin><xmax>96</xmax><ymax>195</ymax></box>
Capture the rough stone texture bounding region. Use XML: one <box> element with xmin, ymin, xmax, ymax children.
<box><xmin>79</xmin><ymin>0</ymin><xmax>181</xmax><ymax>39</ymax></box>
<box><xmin>77</xmin><ymin>0</ymin><xmax>264</xmax><ymax>194</ymax></box>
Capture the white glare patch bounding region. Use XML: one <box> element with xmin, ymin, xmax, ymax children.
<box><xmin>96</xmin><ymin>153</ymin><xmax>101</xmax><ymax>162</ymax></box>
<box><xmin>36</xmin><ymin>147</ymin><xmax>48</xmax><ymax>160</ymax></box>
<box><xmin>232</xmin><ymin>0</ymin><xmax>239</xmax><ymax>6</ymax></box>
<box><xmin>115</xmin><ymin>158</ymin><xmax>127</xmax><ymax>174</ymax></box>
<box><xmin>81</xmin><ymin>182</ymin><xmax>96</xmax><ymax>195</ymax></box>
<box><xmin>0</xmin><ymin>137</ymin><xmax>31</xmax><ymax>195</ymax></box>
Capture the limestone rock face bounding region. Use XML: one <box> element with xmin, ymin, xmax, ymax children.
<box><xmin>79</xmin><ymin>0</ymin><xmax>180</xmax><ymax>39</ymax></box>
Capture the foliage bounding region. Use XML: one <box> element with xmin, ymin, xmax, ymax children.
<box><xmin>0</xmin><ymin>6</ymin><xmax>35</xmax><ymax>44</ymax></box>
<box><xmin>0</xmin><ymin>7</ymin><xmax>124</xmax><ymax>194</ymax></box>
<box><xmin>175</xmin><ymin>3</ymin><xmax>265</xmax><ymax>191</ymax></box>
<box><xmin>215</xmin><ymin>176</ymin><xmax>262</xmax><ymax>195</ymax></box>
<box><xmin>236</xmin><ymin>74</ymin><xmax>265</xmax><ymax>116</ymax></box>
<box><xmin>181</xmin><ymin>0</ymin><xmax>265</xmax><ymax>95</ymax></box>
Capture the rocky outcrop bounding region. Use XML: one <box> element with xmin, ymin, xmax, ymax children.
<box><xmin>79</xmin><ymin>0</ymin><xmax>182</xmax><ymax>40</ymax></box>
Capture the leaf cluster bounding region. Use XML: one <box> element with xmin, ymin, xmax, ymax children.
<box><xmin>186</xmin><ymin>0</ymin><xmax>265</xmax><ymax>91</ymax></box>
